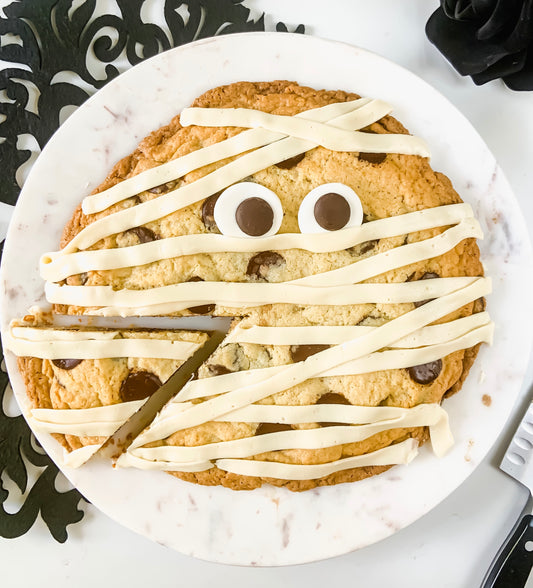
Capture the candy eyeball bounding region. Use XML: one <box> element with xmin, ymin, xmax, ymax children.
<box><xmin>213</xmin><ymin>182</ymin><xmax>283</xmax><ymax>238</ymax></box>
<box><xmin>298</xmin><ymin>183</ymin><xmax>363</xmax><ymax>234</ymax></box>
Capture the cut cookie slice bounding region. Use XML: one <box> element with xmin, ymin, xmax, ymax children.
<box><xmin>4</xmin><ymin>316</ymin><xmax>210</xmax><ymax>467</ymax></box>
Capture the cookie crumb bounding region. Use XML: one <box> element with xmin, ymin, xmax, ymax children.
<box><xmin>482</xmin><ymin>394</ymin><xmax>492</xmax><ymax>407</ymax></box>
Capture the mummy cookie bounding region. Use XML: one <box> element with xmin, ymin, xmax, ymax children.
<box><xmin>13</xmin><ymin>81</ymin><xmax>490</xmax><ymax>490</ymax></box>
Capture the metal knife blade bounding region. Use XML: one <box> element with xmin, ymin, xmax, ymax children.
<box><xmin>98</xmin><ymin>325</ymin><xmax>230</xmax><ymax>460</ymax></box>
<box><xmin>482</xmin><ymin>402</ymin><xmax>533</xmax><ymax>588</ymax></box>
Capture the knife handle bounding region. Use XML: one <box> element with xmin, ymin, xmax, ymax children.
<box><xmin>482</xmin><ymin>514</ymin><xmax>533</xmax><ymax>588</ymax></box>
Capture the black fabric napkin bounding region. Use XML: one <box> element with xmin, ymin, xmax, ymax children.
<box><xmin>426</xmin><ymin>0</ymin><xmax>533</xmax><ymax>90</ymax></box>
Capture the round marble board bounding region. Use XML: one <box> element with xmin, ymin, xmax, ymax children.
<box><xmin>1</xmin><ymin>33</ymin><xmax>531</xmax><ymax>566</ymax></box>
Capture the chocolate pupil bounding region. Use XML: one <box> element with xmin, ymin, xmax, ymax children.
<box><xmin>235</xmin><ymin>197</ymin><xmax>274</xmax><ymax>236</ymax></box>
<box><xmin>120</xmin><ymin>370</ymin><xmax>162</xmax><ymax>402</ymax></box>
<box><xmin>313</xmin><ymin>193</ymin><xmax>351</xmax><ymax>231</ymax></box>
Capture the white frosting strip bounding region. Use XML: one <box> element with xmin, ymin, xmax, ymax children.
<box><xmin>29</xmin><ymin>400</ymin><xmax>146</xmax><ymax>435</ymax></box>
<box><xmin>133</xmin><ymin>402</ymin><xmax>452</xmax><ymax>457</ymax></box>
<box><xmin>62</xmin><ymin>443</ymin><xmax>102</xmax><ymax>468</ymax></box>
<box><xmin>130</xmin><ymin>403</ymin><xmax>441</xmax><ymax>462</ymax></box>
<box><xmin>290</xmin><ymin>218</ymin><xmax>482</xmax><ymax>287</ymax></box>
<box><xmin>45</xmin><ymin>277</ymin><xmax>479</xmax><ymax>311</ymax></box>
<box><xmin>40</xmin><ymin>203</ymin><xmax>473</xmax><ymax>282</ymax></box>
<box><xmin>176</xmin><ymin>321</ymin><xmax>492</xmax><ymax>403</ymax></box>
<box><xmin>60</xmin><ymin>101</ymin><xmax>420</xmax><ymax>254</ymax></box>
<box><xmin>181</xmin><ymin>107</ymin><xmax>430</xmax><ymax>156</ymax></box>
<box><xmin>3</xmin><ymin>327</ymin><xmax>201</xmax><ymax>360</ymax></box>
<box><xmin>214</xmin><ymin>438</ymin><xmax>419</xmax><ymax>480</ymax></box>
<box><xmin>225</xmin><ymin>311</ymin><xmax>491</xmax><ymax>346</ymax></box>
<box><xmin>117</xmin><ymin>438</ymin><xmax>419</xmax><ymax>475</ymax></box>
<box><xmin>82</xmin><ymin>99</ymin><xmax>374</xmax><ymax>214</ymax></box>
<box><xmin>135</xmin><ymin>277</ymin><xmax>490</xmax><ymax>435</ymax></box>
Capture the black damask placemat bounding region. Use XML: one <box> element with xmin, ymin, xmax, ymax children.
<box><xmin>0</xmin><ymin>0</ymin><xmax>304</xmax><ymax>543</ymax></box>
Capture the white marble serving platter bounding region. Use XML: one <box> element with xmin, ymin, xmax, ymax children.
<box><xmin>0</xmin><ymin>33</ymin><xmax>531</xmax><ymax>566</ymax></box>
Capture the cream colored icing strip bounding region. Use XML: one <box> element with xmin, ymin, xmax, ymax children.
<box><xmin>40</xmin><ymin>203</ymin><xmax>473</xmax><ymax>282</ymax></box>
<box><xmin>62</xmin><ymin>443</ymin><xmax>102</xmax><ymax>468</ymax></box>
<box><xmin>133</xmin><ymin>401</ymin><xmax>452</xmax><ymax>458</ymax></box>
<box><xmin>135</xmin><ymin>278</ymin><xmax>490</xmax><ymax>434</ymax></box>
<box><xmin>45</xmin><ymin>276</ymin><xmax>479</xmax><ymax>310</ymax></box>
<box><xmin>181</xmin><ymin>107</ymin><xmax>429</xmax><ymax>155</ymax></box>
<box><xmin>117</xmin><ymin>438</ymin><xmax>418</xmax><ymax>474</ymax></box>
<box><xmin>130</xmin><ymin>403</ymin><xmax>445</xmax><ymax>462</ymax></box>
<box><xmin>176</xmin><ymin>320</ymin><xmax>492</xmax><ymax>402</ymax></box>
<box><xmin>82</xmin><ymin>99</ymin><xmax>375</xmax><ymax>214</ymax></box>
<box><xmin>59</xmin><ymin>103</ymin><xmax>420</xmax><ymax>254</ymax></box>
<box><xmin>28</xmin><ymin>416</ymin><xmax>125</xmax><ymax>436</ymax></box>
<box><xmin>3</xmin><ymin>328</ymin><xmax>201</xmax><ymax>360</ymax></box>
<box><xmin>214</xmin><ymin>438</ymin><xmax>419</xmax><ymax>480</ymax></box>
<box><xmin>27</xmin><ymin>320</ymin><xmax>489</xmax><ymax>442</ymax></box>
<box><xmin>31</xmin><ymin>400</ymin><xmax>145</xmax><ymax>425</ymax></box>
<box><xmin>290</xmin><ymin>218</ymin><xmax>482</xmax><ymax>287</ymax></box>
<box><xmin>225</xmin><ymin>311</ymin><xmax>491</xmax><ymax>345</ymax></box>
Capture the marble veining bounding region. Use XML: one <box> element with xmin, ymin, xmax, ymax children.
<box><xmin>0</xmin><ymin>33</ymin><xmax>531</xmax><ymax>566</ymax></box>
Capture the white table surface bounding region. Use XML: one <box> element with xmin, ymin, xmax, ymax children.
<box><xmin>1</xmin><ymin>1</ymin><xmax>531</xmax><ymax>586</ymax></box>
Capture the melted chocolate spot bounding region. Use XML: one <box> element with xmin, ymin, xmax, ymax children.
<box><xmin>275</xmin><ymin>153</ymin><xmax>305</xmax><ymax>169</ymax></box>
<box><xmin>148</xmin><ymin>181</ymin><xmax>175</xmax><ymax>194</ymax></box>
<box><xmin>290</xmin><ymin>344</ymin><xmax>330</xmax><ymax>363</ymax></box>
<box><xmin>246</xmin><ymin>251</ymin><xmax>285</xmax><ymax>281</ymax></box>
<box><xmin>120</xmin><ymin>370</ymin><xmax>162</xmax><ymax>402</ymax></box>
<box><xmin>408</xmin><ymin>359</ymin><xmax>442</xmax><ymax>385</ymax></box>
<box><xmin>314</xmin><ymin>193</ymin><xmax>351</xmax><ymax>231</ymax></box>
<box><xmin>316</xmin><ymin>392</ymin><xmax>351</xmax><ymax>427</ymax></box>
<box><xmin>126</xmin><ymin>226</ymin><xmax>159</xmax><ymax>243</ymax></box>
<box><xmin>52</xmin><ymin>358</ymin><xmax>82</xmax><ymax>370</ymax></box>
<box><xmin>236</xmin><ymin>197</ymin><xmax>274</xmax><ymax>237</ymax></box>
<box><xmin>360</xmin><ymin>239</ymin><xmax>379</xmax><ymax>254</ymax></box>
<box><xmin>206</xmin><ymin>364</ymin><xmax>232</xmax><ymax>377</ymax></box>
<box><xmin>413</xmin><ymin>272</ymin><xmax>440</xmax><ymax>308</ymax></box>
<box><xmin>201</xmin><ymin>192</ymin><xmax>221</xmax><ymax>232</ymax></box>
<box><xmin>358</xmin><ymin>152</ymin><xmax>386</xmax><ymax>164</ymax></box>
<box><xmin>255</xmin><ymin>422</ymin><xmax>293</xmax><ymax>436</ymax></box>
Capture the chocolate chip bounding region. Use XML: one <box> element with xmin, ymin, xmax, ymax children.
<box><xmin>314</xmin><ymin>192</ymin><xmax>351</xmax><ymax>231</ymax></box>
<box><xmin>79</xmin><ymin>272</ymin><xmax>89</xmax><ymax>285</ymax></box>
<box><xmin>290</xmin><ymin>344</ymin><xmax>330</xmax><ymax>363</ymax></box>
<box><xmin>255</xmin><ymin>422</ymin><xmax>293</xmax><ymax>436</ymax></box>
<box><xmin>52</xmin><ymin>359</ymin><xmax>82</xmax><ymax>370</ymax></box>
<box><xmin>316</xmin><ymin>392</ymin><xmax>351</xmax><ymax>427</ymax></box>
<box><xmin>201</xmin><ymin>192</ymin><xmax>221</xmax><ymax>232</ymax></box>
<box><xmin>236</xmin><ymin>197</ymin><xmax>274</xmax><ymax>237</ymax></box>
<box><xmin>187</xmin><ymin>276</ymin><xmax>204</xmax><ymax>282</ymax></box>
<box><xmin>125</xmin><ymin>226</ymin><xmax>159</xmax><ymax>243</ymax></box>
<box><xmin>148</xmin><ymin>181</ymin><xmax>176</xmax><ymax>194</ymax></box>
<box><xmin>120</xmin><ymin>370</ymin><xmax>162</xmax><ymax>402</ymax></box>
<box><xmin>246</xmin><ymin>251</ymin><xmax>285</xmax><ymax>281</ymax></box>
<box><xmin>188</xmin><ymin>304</ymin><xmax>215</xmax><ymax>315</ymax></box>
<box><xmin>358</xmin><ymin>152</ymin><xmax>386</xmax><ymax>164</ymax></box>
<box><xmin>408</xmin><ymin>360</ymin><xmax>442</xmax><ymax>385</ymax></box>
<box><xmin>413</xmin><ymin>272</ymin><xmax>440</xmax><ymax>308</ymax></box>
<box><xmin>349</xmin><ymin>239</ymin><xmax>379</xmax><ymax>256</ymax></box>
<box><xmin>275</xmin><ymin>153</ymin><xmax>305</xmax><ymax>169</ymax></box>
<box><xmin>206</xmin><ymin>364</ymin><xmax>232</xmax><ymax>377</ymax></box>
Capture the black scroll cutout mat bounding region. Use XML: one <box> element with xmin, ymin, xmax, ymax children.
<box><xmin>0</xmin><ymin>0</ymin><xmax>304</xmax><ymax>543</ymax></box>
